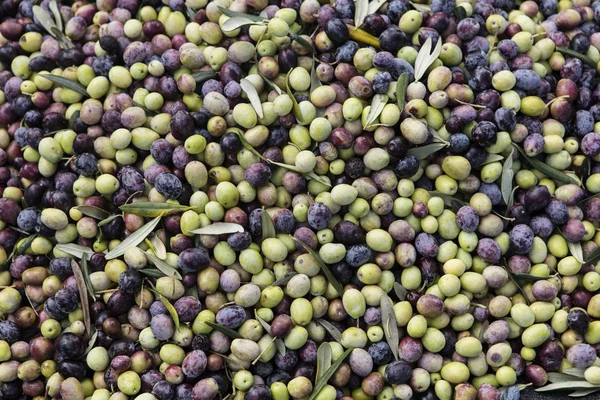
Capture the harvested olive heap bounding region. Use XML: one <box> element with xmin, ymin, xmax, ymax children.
<box><xmin>5</xmin><ymin>0</ymin><xmax>600</xmax><ymax>399</ymax></box>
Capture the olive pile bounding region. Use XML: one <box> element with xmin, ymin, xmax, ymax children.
<box><xmin>2</xmin><ymin>0</ymin><xmax>600</xmax><ymax>399</ymax></box>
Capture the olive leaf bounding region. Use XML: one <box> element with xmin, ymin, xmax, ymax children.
<box><xmin>71</xmin><ymin>259</ymin><xmax>92</xmax><ymax>338</ymax></box>
<box><xmin>354</xmin><ymin>0</ymin><xmax>369</xmax><ymax>29</ymax></box>
<box><xmin>347</xmin><ymin>25</ymin><xmax>380</xmax><ymax>48</ymax></box>
<box><xmin>41</xmin><ymin>74</ymin><xmax>89</xmax><ymax>97</ymax></box>
<box><xmin>80</xmin><ymin>330</ymin><xmax>99</xmax><ymax>358</ymax></box>
<box><xmin>407</xmin><ymin>142</ymin><xmax>448</xmax><ymax>160</ymax></box>
<box><xmin>148</xmin><ymin>234</ymin><xmax>167</xmax><ymax>260</ymax></box>
<box><xmin>310</xmin><ymin>58</ymin><xmax>322</xmax><ymax>94</ymax></box>
<box><xmin>586</xmin><ymin>247</ymin><xmax>600</xmax><ymax>264</ymax></box>
<box><xmin>578</xmin><ymin>192</ymin><xmax>600</xmax><ymax>206</ymax></box>
<box><xmin>32</xmin><ymin>6</ymin><xmax>58</xmax><ymax>37</ymax></box>
<box><xmin>56</xmin><ymin>243</ymin><xmax>96</xmax><ymax>259</ymax></box>
<box><xmin>191</xmin><ymin>71</ymin><xmax>217</xmax><ymax>85</ymax></box>
<box><xmin>254</xmin><ymin>312</ymin><xmax>286</xmax><ymax>356</ymax></box>
<box><xmin>186</xmin><ymin>7</ymin><xmax>197</xmax><ymax>20</ymax></box>
<box><xmin>217</xmin><ymin>6</ymin><xmax>266</xmax><ymax>22</ymax></box>
<box><xmin>478</xmin><ymin>320</ymin><xmax>490</xmax><ymax>343</ymax></box>
<box><xmin>269</xmin><ymin>160</ymin><xmax>332</xmax><ymax>187</ymax></box>
<box><xmin>49</xmin><ymin>1</ymin><xmax>63</xmax><ymax>31</ymax></box>
<box><xmin>536</xmin><ymin>382</ymin><xmax>600</xmax><ymax>392</ymax></box>
<box><xmin>80</xmin><ymin>256</ymin><xmax>96</xmax><ymax>300</ymax></box>
<box><xmin>548</xmin><ymin>373</ymin><xmax>581</xmax><ymax>383</ymax></box>
<box><xmin>380</xmin><ymin>293</ymin><xmax>399</xmax><ymax>361</ymax></box>
<box><xmin>132</xmin><ymin>100</ymin><xmax>157</xmax><ymax>116</ymax></box>
<box><xmin>452</xmin><ymin>5</ymin><xmax>468</xmax><ymax>20</ymax></box>
<box><xmin>428</xmin><ymin>191</ymin><xmax>467</xmax><ymax>211</ymax></box>
<box><xmin>68</xmin><ymin>110</ymin><xmax>80</xmax><ymax>130</ymax></box>
<box><xmin>240</xmin><ymin>78</ymin><xmax>265</xmax><ymax>118</ymax></box>
<box><xmin>98</xmin><ymin>214</ymin><xmax>121</xmax><ymax>228</ymax></box>
<box><xmin>15</xmin><ymin>234</ymin><xmax>37</xmax><ymax>256</ymax></box>
<box><xmin>414</xmin><ymin>37</ymin><xmax>442</xmax><ymax>82</ymax></box>
<box><xmin>291</xmin><ymin>236</ymin><xmax>344</xmax><ymax>296</ymax></box>
<box><xmin>144</xmin><ymin>251</ymin><xmax>182</xmax><ymax>280</ymax></box>
<box><xmin>569</xmin><ymin>388</ymin><xmax>600</xmax><ymax>397</ymax></box>
<box><xmin>556</xmin><ymin>47</ymin><xmax>597</xmax><ymax>68</ymax></box>
<box><xmin>410</xmin><ymin>2</ymin><xmax>432</xmax><ymax>12</ymax></box>
<box><xmin>394</xmin><ymin>282</ymin><xmax>407</xmax><ymax>301</ymax></box>
<box><xmin>120</xmin><ymin>202</ymin><xmax>191</xmax><ymax>217</ymax></box>
<box><xmin>568</xmin><ymin>241</ymin><xmax>584</xmax><ymax>264</ymax></box>
<box><xmin>75</xmin><ymin>205</ymin><xmax>110</xmax><ymax>220</ymax></box>
<box><xmin>364</xmin><ymin>94</ymin><xmax>389</xmax><ymax>129</ymax></box>
<box><xmin>191</xmin><ymin>223</ymin><xmax>245</xmax><ymax>236</ymax></box>
<box><xmin>222</xmin><ymin>17</ymin><xmax>261</xmax><ymax>33</ymax></box>
<box><xmin>260</xmin><ymin>74</ymin><xmax>283</xmax><ymax>95</ymax></box>
<box><xmin>563</xmin><ymin>368</ymin><xmax>587</xmax><ymax>378</ymax></box>
<box><xmin>139</xmin><ymin>268</ymin><xmax>166</xmax><ymax>278</ymax></box>
<box><xmin>308</xmin><ymin>348</ymin><xmax>352</xmax><ymax>400</ymax></box>
<box><xmin>156</xmin><ymin>292</ymin><xmax>180</xmax><ymax>330</ymax></box>
<box><xmin>271</xmin><ymin>272</ymin><xmax>298</xmax><ymax>286</ymax></box>
<box><xmin>285</xmin><ymin>71</ymin><xmax>309</xmax><ymax>125</ymax></box>
<box><xmin>514</xmin><ymin>145</ymin><xmax>579</xmax><ymax>185</ymax></box>
<box><xmin>205</xmin><ymin>321</ymin><xmax>243</xmax><ymax>339</ymax></box>
<box><xmin>396</xmin><ymin>72</ymin><xmax>409</xmax><ymax>111</ymax></box>
<box><xmin>316</xmin><ymin>343</ymin><xmax>332</xmax><ymax>385</ymax></box>
<box><xmin>261</xmin><ymin>208</ymin><xmax>276</xmax><ymax>241</ymax></box>
<box><xmin>368</xmin><ymin>0</ymin><xmax>388</xmax><ymax>14</ymax></box>
<box><xmin>501</xmin><ymin>147</ymin><xmax>514</xmax><ymax>205</ymax></box>
<box><xmin>476</xmin><ymin>154</ymin><xmax>504</xmax><ymax>167</ymax></box>
<box><xmin>291</xmin><ymin>35</ymin><xmax>316</xmax><ymax>54</ymax></box>
<box><xmin>106</xmin><ymin>216</ymin><xmax>161</xmax><ymax>260</ymax></box>
<box><xmin>316</xmin><ymin>318</ymin><xmax>343</xmax><ymax>344</ymax></box>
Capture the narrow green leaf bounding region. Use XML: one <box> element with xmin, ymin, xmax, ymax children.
<box><xmin>75</xmin><ymin>205</ymin><xmax>110</xmax><ymax>221</ymax></box>
<box><xmin>15</xmin><ymin>235</ymin><xmax>37</xmax><ymax>256</ymax></box>
<box><xmin>120</xmin><ymin>202</ymin><xmax>190</xmax><ymax>217</ymax></box>
<box><xmin>548</xmin><ymin>373</ymin><xmax>579</xmax><ymax>383</ymax></box>
<box><xmin>410</xmin><ymin>2</ymin><xmax>432</xmax><ymax>12</ymax></box>
<box><xmin>452</xmin><ymin>5</ymin><xmax>468</xmax><ymax>21</ymax></box>
<box><xmin>106</xmin><ymin>216</ymin><xmax>161</xmax><ymax>260</ymax></box>
<box><xmin>186</xmin><ymin>7</ymin><xmax>197</xmax><ymax>20</ymax></box>
<box><xmin>56</xmin><ymin>243</ymin><xmax>95</xmax><ymax>259</ymax></box>
<box><xmin>368</xmin><ymin>0</ymin><xmax>388</xmax><ymax>14</ymax></box>
<box><xmin>396</xmin><ymin>72</ymin><xmax>409</xmax><ymax>111</ymax></box>
<box><xmin>41</xmin><ymin>74</ymin><xmax>89</xmax><ymax>97</ymax></box>
<box><xmin>157</xmin><ymin>293</ymin><xmax>180</xmax><ymax>330</ymax></box>
<box><xmin>291</xmin><ymin>35</ymin><xmax>316</xmax><ymax>54</ymax></box>
<box><xmin>191</xmin><ymin>223</ymin><xmax>245</xmax><ymax>236</ymax></box>
<box><xmin>139</xmin><ymin>268</ymin><xmax>166</xmax><ymax>278</ymax></box>
<box><xmin>380</xmin><ymin>294</ymin><xmax>399</xmax><ymax>361</ymax></box>
<box><xmin>132</xmin><ymin>100</ymin><xmax>157</xmax><ymax>116</ymax></box>
<box><xmin>260</xmin><ymin>74</ymin><xmax>283</xmax><ymax>95</ymax></box>
<box><xmin>240</xmin><ymin>78</ymin><xmax>264</xmax><ymax>118</ymax></box>
<box><xmin>501</xmin><ymin>147</ymin><xmax>514</xmax><ymax>205</ymax></box>
<box><xmin>255</xmin><ymin>312</ymin><xmax>271</xmax><ymax>332</ymax></box>
<box><xmin>556</xmin><ymin>47</ymin><xmax>597</xmax><ymax>68</ymax></box>
<box><xmin>286</xmin><ymin>71</ymin><xmax>308</xmax><ymax>125</ymax></box>
<box><xmin>98</xmin><ymin>214</ymin><xmax>121</xmax><ymax>228</ymax></box>
<box><xmin>414</xmin><ymin>37</ymin><xmax>442</xmax><ymax>82</ymax></box>
<box><xmin>514</xmin><ymin>145</ymin><xmax>578</xmax><ymax>185</ymax></box>
<box><xmin>428</xmin><ymin>192</ymin><xmax>467</xmax><ymax>210</ymax></box>
<box><xmin>308</xmin><ymin>348</ymin><xmax>352</xmax><ymax>400</ymax></box>
<box><xmin>568</xmin><ymin>241</ymin><xmax>584</xmax><ymax>264</ymax></box>
<box><xmin>206</xmin><ymin>321</ymin><xmax>243</xmax><ymax>339</ymax></box>
<box><xmin>563</xmin><ymin>368</ymin><xmax>587</xmax><ymax>378</ymax></box>
<box><xmin>222</xmin><ymin>17</ymin><xmax>259</xmax><ymax>32</ymax></box>
<box><xmin>274</xmin><ymin>338</ymin><xmax>286</xmax><ymax>356</ymax></box>
<box><xmin>291</xmin><ymin>237</ymin><xmax>344</xmax><ymax>296</ymax></box>
<box><xmin>346</xmin><ymin>26</ymin><xmax>380</xmax><ymax>48</ymax></box>
<box><xmin>316</xmin><ymin>318</ymin><xmax>343</xmax><ymax>344</ymax></box>
<box><xmin>148</xmin><ymin>234</ymin><xmax>167</xmax><ymax>260</ymax></box>
<box><xmin>407</xmin><ymin>142</ymin><xmax>448</xmax><ymax>160</ymax></box>
<box><xmin>80</xmin><ymin>256</ymin><xmax>96</xmax><ymax>300</ymax></box>
<box><xmin>310</xmin><ymin>58</ymin><xmax>322</xmax><ymax>94</ymax></box>
<box><xmin>271</xmin><ymin>272</ymin><xmax>298</xmax><ymax>286</ymax></box>
<box><xmin>536</xmin><ymin>382</ymin><xmax>600</xmax><ymax>392</ymax></box>
<box><xmin>354</xmin><ymin>0</ymin><xmax>369</xmax><ymax>29</ymax></box>
<box><xmin>191</xmin><ymin>71</ymin><xmax>218</xmax><ymax>85</ymax></box>
<box><xmin>586</xmin><ymin>247</ymin><xmax>600</xmax><ymax>264</ymax></box>
<box><xmin>68</xmin><ymin>110</ymin><xmax>80</xmax><ymax>130</ymax></box>
<box><xmin>394</xmin><ymin>282</ymin><xmax>407</xmax><ymax>301</ymax></box>
<box><xmin>49</xmin><ymin>1</ymin><xmax>63</xmax><ymax>32</ymax></box>
<box><xmin>476</xmin><ymin>154</ymin><xmax>504</xmax><ymax>167</ymax></box>
<box><xmin>316</xmin><ymin>343</ymin><xmax>332</xmax><ymax>385</ymax></box>
<box><xmin>80</xmin><ymin>330</ymin><xmax>98</xmax><ymax>358</ymax></box>
<box><xmin>71</xmin><ymin>259</ymin><xmax>92</xmax><ymax>338</ymax></box>
<box><xmin>570</xmin><ymin>388</ymin><xmax>600</xmax><ymax>397</ymax></box>
<box><xmin>269</xmin><ymin>160</ymin><xmax>332</xmax><ymax>187</ymax></box>
<box><xmin>144</xmin><ymin>251</ymin><xmax>182</xmax><ymax>280</ymax></box>
<box><xmin>364</xmin><ymin>94</ymin><xmax>389</xmax><ymax>128</ymax></box>
<box><xmin>478</xmin><ymin>320</ymin><xmax>490</xmax><ymax>343</ymax></box>
<box><xmin>217</xmin><ymin>6</ymin><xmax>266</xmax><ymax>21</ymax></box>
<box><xmin>33</xmin><ymin>6</ymin><xmax>57</xmax><ymax>36</ymax></box>
<box><xmin>262</xmin><ymin>208</ymin><xmax>276</xmax><ymax>241</ymax></box>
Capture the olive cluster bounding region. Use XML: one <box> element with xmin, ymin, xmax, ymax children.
<box><xmin>1</xmin><ymin>0</ymin><xmax>600</xmax><ymax>399</ymax></box>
